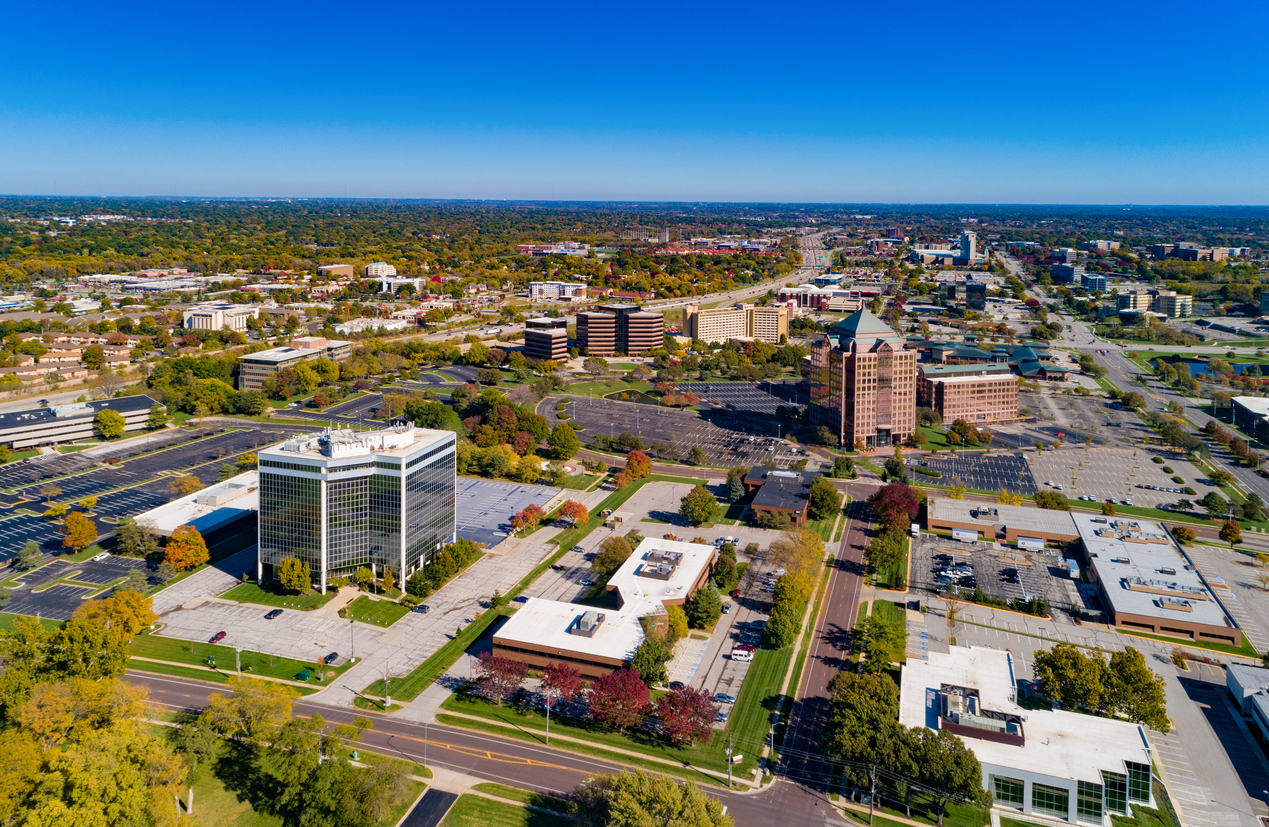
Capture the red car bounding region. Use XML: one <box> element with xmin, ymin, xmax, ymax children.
<box><xmin>209</xmin><ymin>631</ymin><xmax>226</xmax><ymax>644</ymax></box>
<box><xmin>735</xmin><ymin>644</ymin><xmax>756</xmax><ymax>652</ymax></box>
<box><xmin>758</xmin><ymin>602</ymin><xmax>774</xmax><ymax>612</ymax></box>
<box><xmin>730</xmin><ymin>589</ymin><xmax>741</xmax><ymax>599</ymax></box>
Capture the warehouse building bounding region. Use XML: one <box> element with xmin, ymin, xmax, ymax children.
<box><xmin>0</xmin><ymin>395</ymin><xmax>157</xmax><ymax>450</ymax></box>
<box><xmin>1074</xmin><ymin>513</ymin><xmax>1241</xmax><ymax>647</ymax></box>
<box><xmin>925</xmin><ymin>498</ymin><xmax>1078</xmax><ymax>546</ymax></box>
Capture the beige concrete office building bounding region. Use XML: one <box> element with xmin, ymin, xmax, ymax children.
<box><xmin>577</xmin><ymin>303</ymin><xmax>663</xmax><ymax>356</ymax></box>
<box><xmin>183</xmin><ymin>303</ymin><xmax>260</xmax><ymax>333</ymax></box>
<box><xmin>683</xmin><ymin>304</ymin><xmax>789</xmax><ymax>344</ymax></box>
<box><xmin>237</xmin><ymin>336</ymin><xmax>353</xmax><ymax>391</ymax></box>
<box><xmin>918</xmin><ymin>363</ymin><xmax>1019</xmax><ymax>424</ymax></box>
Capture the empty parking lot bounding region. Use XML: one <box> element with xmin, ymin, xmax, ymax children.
<box><xmin>455</xmin><ymin>477</ymin><xmax>560</xmax><ymax>547</ymax></box>
<box><xmin>906</xmin><ymin>452</ymin><xmax>1036</xmax><ymax>494</ymax></box>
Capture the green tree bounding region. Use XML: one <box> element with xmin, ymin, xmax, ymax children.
<box><xmin>1034</xmin><ymin>490</ymin><xmax>1071</xmax><ymax>510</ymax></box>
<box><xmin>912</xmin><ymin>727</ymin><xmax>990</xmax><ymax>824</ymax></box>
<box><xmin>16</xmin><ymin>541</ymin><xmax>43</xmax><ymax>571</ymax></box>
<box><xmin>725</xmin><ymin>466</ymin><xmax>748</xmax><ymax>502</ymax></box>
<box><xmin>1200</xmin><ymin>491</ymin><xmax>1230</xmax><ymax>518</ymax></box>
<box><xmin>1033</xmin><ymin>642</ymin><xmax>1107</xmax><ymax>713</ymax></box>
<box><xmin>93</xmin><ymin>408</ymin><xmax>126</xmax><ymax>439</ymax></box>
<box><xmin>831</xmin><ymin>455</ymin><xmax>856</xmax><ymax>479</ymax></box>
<box><xmin>808</xmin><ymin>476</ymin><xmax>843</xmax><ymax>521</ymax></box>
<box><xmin>277</xmin><ymin>557</ymin><xmax>310</xmax><ymax>594</ymax></box>
<box><xmin>547</xmin><ymin>422</ymin><xmax>580</xmax><ymax>460</ymax></box>
<box><xmin>679</xmin><ymin>485</ymin><xmax>718</xmax><ymax>526</ymax></box>
<box><xmin>592</xmin><ymin>536</ymin><xmax>633</xmax><ymax>579</ymax></box>
<box><xmin>1105</xmin><ymin>647</ymin><xmax>1170</xmax><ymax>732</ymax></box>
<box><xmin>820</xmin><ymin>671</ymin><xmax>915</xmax><ymax>792</ymax></box>
<box><xmin>199</xmin><ymin>676</ymin><xmax>298</xmax><ymax>750</ymax></box>
<box><xmin>117</xmin><ymin>568</ymin><xmax>150</xmax><ymax>593</ymax></box>
<box><xmin>688</xmin><ymin>445</ymin><xmax>708</xmax><ymax>466</ymax></box>
<box><xmin>354</xmin><ymin>567</ymin><xmax>375</xmax><ymax>590</ymax></box>
<box><xmin>685</xmin><ymin>583</ymin><xmax>722</xmax><ymax>630</ymax></box>
<box><xmin>82</xmin><ymin>344</ymin><xmax>106</xmax><ymax>370</ymax></box>
<box><xmin>711</xmin><ymin>554</ymin><xmax>738</xmax><ymax>591</ymax></box>
<box><xmin>114</xmin><ymin>516</ymin><xmax>158</xmax><ymax>557</ymax></box>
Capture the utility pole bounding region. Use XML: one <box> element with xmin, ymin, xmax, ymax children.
<box><xmin>384</xmin><ymin>666</ymin><xmax>391</xmax><ymax>709</ymax></box>
<box><xmin>869</xmin><ymin>766</ymin><xmax>877</xmax><ymax>825</ymax></box>
<box><xmin>235</xmin><ymin>648</ymin><xmax>241</xmax><ymax>675</ymax></box>
<box><xmin>350</xmin><ymin>619</ymin><xmax>355</xmax><ymax>661</ymax></box>
<box><xmin>726</xmin><ymin>731</ymin><xmax>733</xmax><ymax>788</ymax></box>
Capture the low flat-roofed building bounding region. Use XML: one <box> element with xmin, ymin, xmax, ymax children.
<box><xmin>135</xmin><ymin>471</ymin><xmax>259</xmax><ymax>544</ymax></box>
<box><xmin>183</xmin><ymin>303</ymin><xmax>259</xmax><ymax>332</ymax></box>
<box><xmin>1233</xmin><ymin>396</ymin><xmax>1269</xmax><ymax>443</ymax></box>
<box><xmin>918</xmin><ymin>364</ymin><xmax>1018</xmax><ymax>425</ymax></box>
<box><xmin>237</xmin><ymin>337</ymin><xmax>353</xmax><ymax>391</ymax></box>
<box><xmin>743</xmin><ymin>466</ymin><xmax>821</xmax><ymax>526</ymax></box>
<box><xmin>1074</xmin><ymin>512</ymin><xmax>1240</xmax><ymax>646</ymax></box>
<box><xmin>0</xmin><ymin>394</ymin><xmax>157</xmax><ymax>450</ymax></box>
<box><xmin>926</xmin><ymin>498</ymin><xmax>1078</xmax><ymax>545</ymax></box>
<box><xmin>900</xmin><ymin>646</ymin><xmax>1154</xmax><ymax>826</ymax></box>
<box><xmin>529</xmin><ymin>281</ymin><xmax>587</xmax><ymax>301</ymax></box>
<box><xmin>493</xmin><ymin>537</ymin><xmax>717</xmax><ymax>680</ymax></box>
<box><xmin>317</xmin><ymin>264</ymin><xmax>355</xmax><ymax>278</ymax></box>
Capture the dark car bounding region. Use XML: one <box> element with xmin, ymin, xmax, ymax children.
<box><xmin>210</xmin><ymin>631</ymin><xmax>226</xmax><ymax>644</ymax></box>
<box><xmin>550</xmin><ymin>564</ymin><xmax>565</xmax><ymax>571</ymax></box>
<box><xmin>668</xmin><ymin>681</ymin><xmax>685</xmax><ymax>691</ymax></box>
<box><xmin>411</xmin><ymin>604</ymin><xmax>430</xmax><ymax>613</ymax></box>
<box><xmin>758</xmin><ymin>602</ymin><xmax>774</xmax><ymax>612</ymax></box>
<box><xmin>265</xmin><ymin>609</ymin><xmax>283</xmax><ymax>620</ymax></box>
<box><xmin>512</xmin><ymin>596</ymin><xmax>529</xmax><ymax>603</ymax></box>
<box><xmin>324</xmin><ymin>652</ymin><xmax>339</xmax><ymax>665</ymax></box>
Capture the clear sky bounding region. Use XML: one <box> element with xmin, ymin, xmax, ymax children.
<box><xmin>2</xmin><ymin>0</ymin><xmax>1266</xmax><ymax>204</ymax></box>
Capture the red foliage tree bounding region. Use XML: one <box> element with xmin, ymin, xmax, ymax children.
<box><xmin>625</xmin><ymin>450</ymin><xmax>652</xmax><ymax>480</ymax></box>
<box><xmin>475</xmin><ymin>652</ymin><xmax>529</xmax><ymax>705</ymax></box>
<box><xmin>867</xmin><ymin>481</ymin><xmax>920</xmax><ymax>531</ymax></box>
<box><xmin>559</xmin><ymin>500</ymin><xmax>590</xmax><ymax>527</ymax></box>
<box><xmin>513</xmin><ymin>430</ymin><xmax>535</xmax><ymax>456</ymax></box>
<box><xmin>588</xmin><ymin>668</ymin><xmax>650</xmax><ymax>730</ymax></box>
<box><xmin>511</xmin><ymin>503</ymin><xmax>545</xmax><ymax>533</ymax></box>
<box><xmin>542</xmin><ymin>662</ymin><xmax>585</xmax><ymax>705</ymax></box>
<box><xmin>655</xmin><ymin>686</ymin><xmax>718</xmax><ymax>746</ymax></box>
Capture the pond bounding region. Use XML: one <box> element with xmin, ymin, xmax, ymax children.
<box><xmin>1151</xmin><ymin>357</ymin><xmax>1265</xmax><ymax>377</ymax></box>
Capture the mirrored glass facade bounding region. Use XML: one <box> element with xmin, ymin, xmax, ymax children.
<box><xmin>258</xmin><ymin>430</ymin><xmax>456</xmax><ymax>590</ymax></box>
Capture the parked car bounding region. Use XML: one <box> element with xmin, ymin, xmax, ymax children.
<box><xmin>265</xmin><ymin>609</ymin><xmax>283</xmax><ymax>620</ymax></box>
<box><xmin>730</xmin><ymin>650</ymin><xmax>753</xmax><ymax>662</ymax></box>
<box><xmin>668</xmin><ymin>681</ymin><xmax>684</xmax><ymax>691</ymax></box>
<box><xmin>512</xmin><ymin>596</ymin><xmax>529</xmax><ymax>603</ymax></box>
<box><xmin>715</xmin><ymin>693</ymin><xmax>737</xmax><ymax>704</ymax></box>
<box><xmin>716</xmin><ymin>711</ymin><xmax>730</xmax><ymax>723</ymax></box>
<box><xmin>210</xmin><ymin>632</ymin><xmax>226</xmax><ymax>644</ymax></box>
<box><xmin>92</xmin><ymin>552</ymin><xmax>110</xmax><ymax>562</ymax></box>
<box><xmin>550</xmin><ymin>564</ymin><xmax>565</xmax><ymax>571</ymax></box>
<box><xmin>571</xmin><ymin>545</ymin><xmax>585</xmax><ymax>553</ymax></box>
<box><xmin>324</xmin><ymin>652</ymin><xmax>339</xmax><ymax>665</ymax></box>
<box><xmin>580</xmin><ymin>578</ymin><xmax>596</xmax><ymax>586</ymax></box>
<box><xmin>730</xmin><ymin>589</ymin><xmax>741</xmax><ymax>599</ymax></box>
<box><xmin>735</xmin><ymin>643</ymin><xmax>756</xmax><ymax>652</ymax></box>
<box><xmin>411</xmin><ymin>605</ymin><xmax>431</xmax><ymax>613</ymax></box>
<box><xmin>722</xmin><ymin>603</ymin><xmax>732</xmax><ymax>614</ymax></box>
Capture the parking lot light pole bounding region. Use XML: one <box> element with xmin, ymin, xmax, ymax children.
<box><xmin>350</xmin><ymin>620</ymin><xmax>355</xmax><ymax>660</ymax></box>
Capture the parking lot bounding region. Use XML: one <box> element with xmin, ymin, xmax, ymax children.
<box><xmin>544</xmin><ymin>394</ymin><xmax>808</xmax><ymax>468</ymax></box>
<box><xmin>3</xmin><ymin>554</ymin><xmax>150</xmax><ymax>619</ymax></box>
<box><xmin>1028</xmin><ymin>446</ymin><xmax>1223</xmax><ymax>507</ymax></box>
<box><xmin>326</xmin><ymin>394</ymin><xmax>386</xmax><ymax>419</ymax></box>
<box><xmin>906</xmin><ymin>452</ymin><xmax>1036</xmax><ymax>494</ymax></box>
<box><xmin>1181</xmin><ymin>545</ymin><xmax>1269</xmax><ymax>654</ymax></box>
<box><xmin>455</xmin><ymin>477</ymin><xmax>561</xmax><ymax>547</ymax></box>
<box><xmin>0</xmin><ymin>513</ymin><xmax>66</xmax><ymax>556</ymax></box>
<box><xmin>93</xmin><ymin>480</ymin><xmax>172</xmax><ymax>521</ymax></box>
<box><xmin>908</xmin><ymin>534</ymin><xmax>1085</xmax><ymax>615</ymax></box>
<box><xmin>676</xmin><ymin>380</ymin><xmax>805</xmax><ymax>416</ymax></box>
<box><xmin>1021</xmin><ymin>389</ymin><xmax>1155</xmax><ymax>446</ymax></box>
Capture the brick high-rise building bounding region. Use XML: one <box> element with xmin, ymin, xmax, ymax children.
<box><xmin>523</xmin><ymin>317</ymin><xmax>569</xmax><ymax>362</ymax></box>
<box><xmin>809</xmin><ymin>308</ymin><xmax>916</xmax><ymax>449</ymax></box>
<box><xmin>917</xmin><ymin>364</ymin><xmax>1018</xmax><ymax>425</ymax></box>
<box><xmin>577</xmin><ymin>303</ymin><xmax>663</xmax><ymax>356</ymax></box>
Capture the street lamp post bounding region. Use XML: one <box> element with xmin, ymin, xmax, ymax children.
<box><xmin>350</xmin><ymin>620</ymin><xmax>355</xmax><ymax>661</ymax></box>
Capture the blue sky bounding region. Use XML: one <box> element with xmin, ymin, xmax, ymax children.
<box><xmin>2</xmin><ymin>0</ymin><xmax>1266</xmax><ymax>203</ymax></box>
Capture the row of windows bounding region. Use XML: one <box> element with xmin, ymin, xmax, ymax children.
<box><xmin>991</xmin><ymin>767</ymin><xmax>1148</xmax><ymax>822</ymax></box>
<box><xmin>493</xmin><ymin>643</ymin><xmax>621</xmax><ymax>673</ymax></box>
<box><xmin>259</xmin><ymin>459</ymin><xmax>322</xmax><ymax>474</ymax></box>
<box><xmin>407</xmin><ymin>441</ymin><xmax>455</xmax><ymax>469</ymax></box>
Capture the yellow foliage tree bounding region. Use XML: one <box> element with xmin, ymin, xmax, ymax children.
<box><xmin>165</xmin><ymin>525</ymin><xmax>209</xmax><ymax>571</ymax></box>
<box><xmin>61</xmin><ymin>512</ymin><xmax>97</xmax><ymax>552</ymax></box>
<box><xmin>995</xmin><ymin>489</ymin><xmax>1023</xmax><ymax>506</ymax></box>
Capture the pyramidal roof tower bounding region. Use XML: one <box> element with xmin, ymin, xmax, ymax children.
<box><xmin>830</xmin><ymin>307</ymin><xmax>903</xmax><ymax>351</ymax></box>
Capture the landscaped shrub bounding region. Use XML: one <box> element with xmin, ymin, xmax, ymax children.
<box><xmin>914</xmin><ymin>467</ymin><xmax>942</xmax><ymax>478</ymax></box>
<box><xmin>1184</xmin><ymin>487</ymin><xmax>1196</xmax><ymax>495</ymax></box>
<box><xmin>1161</xmin><ymin>465</ymin><xmax>1174</xmax><ymax>473</ymax></box>
<box><xmin>1152</xmin><ymin>457</ymin><xmax>1164</xmax><ymax>464</ymax></box>
<box><xmin>1171</xmin><ymin>475</ymin><xmax>1184</xmax><ymax>484</ymax></box>
<box><xmin>558</xmin><ymin>414</ymin><xmax>570</xmax><ymax>420</ymax></box>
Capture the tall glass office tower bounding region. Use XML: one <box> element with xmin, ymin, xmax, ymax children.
<box><xmin>257</xmin><ymin>425</ymin><xmax>456</xmax><ymax>592</ymax></box>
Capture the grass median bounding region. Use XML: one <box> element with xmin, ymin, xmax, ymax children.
<box><xmin>439</xmin><ymin>794</ymin><xmax>572</xmax><ymax>827</ymax></box>
<box><xmin>221</xmin><ymin>581</ymin><xmax>335</xmax><ymax>611</ymax></box>
<box><xmin>362</xmin><ymin>608</ymin><xmax>512</xmax><ymax>701</ymax></box>
<box><xmin>469</xmin><ymin>783</ymin><xmax>574</xmax><ymax>815</ymax></box>
<box><xmin>344</xmin><ymin>595</ymin><xmax>410</xmax><ymax>628</ymax></box>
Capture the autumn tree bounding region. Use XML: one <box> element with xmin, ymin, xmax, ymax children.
<box><xmin>867</xmin><ymin>482</ymin><xmax>920</xmax><ymax>531</ymax></box>
<box><xmin>168</xmin><ymin>474</ymin><xmax>203</xmax><ymax>499</ymax></box>
<box><xmin>542</xmin><ymin>662</ymin><xmax>585</xmax><ymax>704</ymax></box>
<box><xmin>768</xmin><ymin>527</ymin><xmax>825</xmax><ymax>596</ymax></box>
<box><xmin>559</xmin><ymin>500</ymin><xmax>589</xmax><ymax>527</ymax></box>
<box><xmin>1220</xmin><ymin>520</ymin><xmax>1243</xmax><ymax>549</ymax></box>
<box><xmin>93</xmin><ymin>408</ymin><xmax>126</xmax><ymax>439</ymax></box>
<box><xmin>199</xmin><ymin>676</ymin><xmax>298</xmax><ymax>750</ymax></box>
<box><xmin>625</xmin><ymin>450</ymin><xmax>652</xmax><ymax>479</ymax></box>
<box><xmin>575</xmin><ymin>771</ymin><xmax>732</xmax><ymax>827</ymax></box>
<box><xmin>588</xmin><ymin>668</ymin><xmax>651</xmax><ymax>730</ymax></box>
<box><xmin>655</xmin><ymin>686</ymin><xmax>719</xmax><ymax>746</ymax></box>
<box><xmin>277</xmin><ymin>557</ymin><xmax>309</xmax><ymax>593</ymax></box>
<box><xmin>165</xmin><ymin>525</ymin><xmax>209</xmax><ymax>571</ymax></box>
<box><xmin>61</xmin><ymin>512</ymin><xmax>97</xmax><ymax>552</ymax></box>
<box><xmin>474</xmin><ymin>652</ymin><xmax>529</xmax><ymax>705</ymax></box>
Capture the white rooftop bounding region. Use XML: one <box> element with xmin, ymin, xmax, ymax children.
<box><xmin>136</xmin><ymin>471</ymin><xmax>259</xmax><ymax>537</ymax></box>
<box><xmin>927</xmin><ymin>497</ymin><xmax>1078</xmax><ymax>536</ymax></box>
<box><xmin>494</xmin><ymin>537</ymin><xmax>716</xmax><ymax>665</ymax></box>
<box><xmin>899</xmin><ymin>646</ymin><xmax>1152</xmax><ymax>785</ymax></box>
<box><xmin>1073</xmin><ymin>512</ymin><xmax>1232</xmax><ymax>629</ymax></box>
<box><xmin>263</xmin><ymin>425</ymin><xmax>452</xmax><ymax>461</ymax></box>
<box><xmin>1234</xmin><ymin>396</ymin><xmax>1269</xmax><ymax>417</ymax></box>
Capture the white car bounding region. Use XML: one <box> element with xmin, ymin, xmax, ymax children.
<box><xmin>92</xmin><ymin>552</ymin><xmax>110</xmax><ymax>562</ymax></box>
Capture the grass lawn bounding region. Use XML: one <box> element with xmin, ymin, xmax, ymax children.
<box><xmin>565</xmin><ymin>378</ymin><xmax>653</xmax><ymax>397</ymax></box>
<box><xmin>874</xmin><ymin>535</ymin><xmax>909</xmax><ymax>590</ymax></box>
<box><xmin>56</xmin><ymin>443</ymin><xmax>100</xmax><ymax>453</ymax></box>
<box><xmin>439</xmin><ymin>794</ymin><xmax>572</xmax><ymax>827</ymax></box>
<box><xmin>557</xmin><ymin>472</ymin><xmax>599</xmax><ymax>491</ymax></box>
<box><xmin>130</xmin><ymin>628</ymin><xmax>354</xmax><ymax>681</ymax></box>
<box><xmin>1120</xmin><ymin>628</ymin><xmax>1259</xmax><ymax>658</ymax></box>
<box><xmin>362</xmin><ymin>608</ymin><xmax>512</xmax><ymax>701</ymax></box>
<box><xmin>917</xmin><ymin>426</ymin><xmax>954</xmax><ymax>450</ymax></box>
<box><xmin>174</xmin><ymin>739</ymin><xmax>425</xmax><ymax>827</ymax></box>
<box><xmin>0</xmin><ymin>611</ymin><xmax>64</xmax><ymax>632</ymax></box>
<box><xmin>871</xmin><ymin>599</ymin><xmax>908</xmax><ymax>664</ymax></box>
<box><xmin>344</xmin><ymin>595</ymin><xmax>409</xmax><ymax>628</ymax></box>
<box><xmin>469</xmin><ymin>783</ymin><xmax>574</xmax><ymax>815</ymax></box>
<box><xmin>221</xmin><ymin>581</ymin><xmax>335</xmax><ymax>611</ymax></box>
<box><xmin>549</xmin><ymin>473</ymin><xmax>703</xmax><ymax>552</ymax></box>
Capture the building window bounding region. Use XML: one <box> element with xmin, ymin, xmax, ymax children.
<box><xmin>992</xmin><ymin>776</ymin><xmax>1024</xmax><ymax>807</ymax></box>
<box><xmin>1076</xmin><ymin>781</ymin><xmax>1103</xmax><ymax>824</ymax></box>
<box><xmin>1102</xmin><ymin>771</ymin><xmax>1128</xmax><ymax>815</ymax></box>
<box><xmin>1032</xmin><ymin>783</ymin><xmax>1070</xmax><ymax>820</ymax></box>
<box><xmin>1125</xmin><ymin>762</ymin><xmax>1150</xmax><ymax>804</ymax></box>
